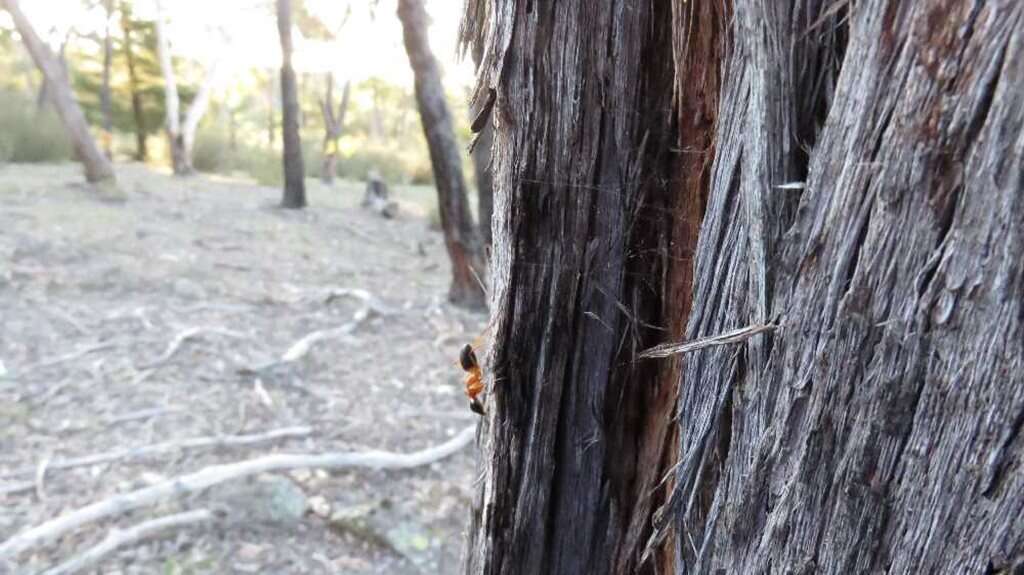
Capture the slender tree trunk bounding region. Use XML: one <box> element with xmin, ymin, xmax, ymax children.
<box><xmin>266</xmin><ymin>72</ymin><xmax>276</xmax><ymax>147</ymax></box>
<box><xmin>228</xmin><ymin>106</ymin><xmax>237</xmax><ymax>152</ymax></box>
<box><xmin>35</xmin><ymin>32</ymin><xmax>69</xmax><ymax>111</ymax></box>
<box><xmin>3</xmin><ymin>0</ymin><xmax>116</xmax><ymax>185</ymax></box>
<box><xmin>153</xmin><ymin>0</ymin><xmax>189</xmax><ymax>175</ymax></box>
<box><xmin>276</xmin><ymin>0</ymin><xmax>306</xmax><ymax>209</ymax></box>
<box><xmin>180</xmin><ymin>60</ymin><xmax>222</xmax><ymax>167</ymax></box>
<box><xmin>398</xmin><ymin>0</ymin><xmax>486</xmax><ymax>309</ymax></box>
<box><xmin>460</xmin><ymin>1</ymin><xmax>1024</xmax><ymax>574</ymax></box>
<box><xmin>99</xmin><ymin>0</ymin><xmax>114</xmax><ymax>159</ymax></box>
<box><xmin>120</xmin><ymin>1</ymin><xmax>147</xmax><ymax>162</ymax></box>
<box><xmin>320</xmin><ymin>73</ymin><xmax>351</xmax><ymax>185</ymax></box>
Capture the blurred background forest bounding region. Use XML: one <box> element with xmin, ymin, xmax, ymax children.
<box><xmin>0</xmin><ymin>1</ymin><xmax>489</xmax><ymax>573</ymax></box>
<box><xmin>0</xmin><ymin>0</ymin><xmax>476</xmax><ymax>189</ymax></box>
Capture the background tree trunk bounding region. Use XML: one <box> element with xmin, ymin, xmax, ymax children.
<box><xmin>153</xmin><ymin>0</ymin><xmax>188</xmax><ymax>175</ymax></box>
<box><xmin>3</xmin><ymin>0</ymin><xmax>116</xmax><ymax>185</ymax></box>
<box><xmin>120</xmin><ymin>0</ymin><xmax>147</xmax><ymax>162</ymax></box>
<box><xmin>100</xmin><ymin>0</ymin><xmax>114</xmax><ymax>159</ymax></box>
<box><xmin>461</xmin><ymin>0</ymin><xmax>1023</xmax><ymax>574</ymax></box>
<box><xmin>34</xmin><ymin>31</ymin><xmax>69</xmax><ymax>111</ymax></box>
<box><xmin>180</xmin><ymin>59</ymin><xmax>223</xmax><ymax>167</ymax></box>
<box><xmin>320</xmin><ymin>73</ymin><xmax>350</xmax><ymax>185</ymax></box>
<box><xmin>398</xmin><ymin>0</ymin><xmax>486</xmax><ymax>309</ymax></box>
<box><xmin>276</xmin><ymin>0</ymin><xmax>306</xmax><ymax>209</ymax></box>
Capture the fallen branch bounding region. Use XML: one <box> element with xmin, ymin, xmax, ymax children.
<box><xmin>139</xmin><ymin>326</ymin><xmax>248</xmax><ymax>370</ymax></box>
<box><xmin>0</xmin><ymin>426</ymin><xmax>314</xmax><ymax>480</ymax></box>
<box><xmin>321</xmin><ymin>287</ymin><xmax>393</xmax><ymax>315</ymax></box>
<box><xmin>41</xmin><ymin>509</ymin><xmax>215</xmax><ymax>575</ymax></box>
<box><xmin>21</xmin><ymin>341</ymin><xmax>115</xmax><ymax>374</ymax></box>
<box><xmin>0</xmin><ymin>481</ymin><xmax>35</xmax><ymax>497</ymax></box>
<box><xmin>638</xmin><ymin>323</ymin><xmax>778</xmax><ymax>359</ymax></box>
<box><xmin>0</xmin><ymin>425</ymin><xmax>476</xmax><ymax>558</ymax></box>
<box><xmin>239</xmin><ymin>307</ymin><xmax>374</xmax><ymax>374</ymax></box>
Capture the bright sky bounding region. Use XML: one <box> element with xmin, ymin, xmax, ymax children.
<box><xmin>11</xmin><ymin>0</ymin><xmax>475</xmax><ymax>89</ymax></box>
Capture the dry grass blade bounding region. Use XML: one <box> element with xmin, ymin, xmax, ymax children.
<box><xmin>638</xmin><ymin>323</ymin><xmax>778</xmax><ymax>359</ymax></box>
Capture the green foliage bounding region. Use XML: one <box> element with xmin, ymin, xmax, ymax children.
<box><xmin>0</xmin><ymin>91</ymin><xmax>74</xmax><ymax>164</ymax></box>
<box><xmin>191</xmin><ymin>126</ymin><xmax>282</xmax><ymax>187</ymax></box>
<box><xmin>70</xmin><ymin>13</ymin><xmax>174</xmax><ymax>140</ymax></box>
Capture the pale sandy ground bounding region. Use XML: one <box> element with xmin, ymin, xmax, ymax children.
<box><xmin>0</xmin><ymin>162</ymin><xmax>484</xmax><ymax>574</ymax></box>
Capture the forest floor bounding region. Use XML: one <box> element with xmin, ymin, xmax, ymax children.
<box><xmin>0</xmin><ymin>163</ymin><xmax>485</xmax><ymax>574</ymax></box>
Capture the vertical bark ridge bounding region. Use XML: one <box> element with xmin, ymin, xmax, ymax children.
<box><xmin>461</xmin><ymin>1</ymin><xmax>679</xmax><ymax>573</ymax></box>
<box><xmin>674</xmin><ymin>1</ymin><xmax>1024</xmax><ymax>572</ymax></box>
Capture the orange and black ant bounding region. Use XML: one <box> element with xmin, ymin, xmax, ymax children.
<box><xmin>459</xmin><ymin>344</ymin><xmax>486</xmax><ymax>415</ymax></box>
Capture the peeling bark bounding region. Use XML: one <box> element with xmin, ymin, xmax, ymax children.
<box><xmin>459</xmin><ymin>1</ymin><xmax>678</xmax><ymax>573</ymax></box>
<box><xmin>669</xmin><ymin>1</ymin><xmax>1024</xmax><ymax>572</ymax></box>
<box><xmin>462</xmin><ymin>0</ymin><xmax>1023</xmax><ymax>573</ymax></box>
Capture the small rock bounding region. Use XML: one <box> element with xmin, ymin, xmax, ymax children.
<box><xmin>308</xmin><ymin>495</ymin><xmax>331</xmax><ymax>518</ymax></box>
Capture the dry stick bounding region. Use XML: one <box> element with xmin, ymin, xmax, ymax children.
<box><xmin>21</xmin><ymin>342</ymin><xmax>115</xmax><ymax>374</ymax></box>
<box><xmin>638</xmin><ymin>323</ymin><xmax>779</xmax><ymax>359</ymax></box>
<box><xmin>41</xmin><ymin>509</ymin><xmax>215</xmax><ymax>575</ymax></box>
<box><xmin>0</xmin><ymin>425</ymin><xmax>476</xmax><ymax>559</ymax></box>
<box><xmin>139</xmin><ymin>326</ymin><xmax>248</xmax><ymax>369</ymax></box>
<box><xmin>0</xmin><ymin>426</ymin><xmax>314</xmax><ymax>480</ymax></box>
<box><xmin>0</xmin><ymin>481</ymin><xmax>35</xmax><ymax>497</ymax></box>
<box><xmin>239</xmin><ymin>307</ymin><xmax>373</xmax><ymax>374</ymax></box>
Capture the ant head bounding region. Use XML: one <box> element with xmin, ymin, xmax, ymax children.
<box><xmin>459</xmin><ymin>344</ymin><xmax>478</xmax><ymax>371</ymax></box>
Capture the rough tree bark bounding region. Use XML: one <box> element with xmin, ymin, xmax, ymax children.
<box><xmin>3</xmin><ymin>0</ymin><xmax>116</xmax><ymax>185</ymax></box>
<box><xmin>99</xmin><ymin>0</ymin><xmax>114</xmax><ymax>158</ymax></box>
<box><xmin>468</xmin><ymin>41</ymin><xmax>494</xmax><ymax>249</ymax></box>
<box><xmin>461</xmin><ymin>0</ymin><xmax>1023</xmax><ymax>574</ymax></box>
<box><xmin>276</xmin><ymin>0</ymin><xmax>306</xmax><ymax>209</ymax></box>
<box><xmin>319</xmin><ymin>73</ymin><xmax>351</xmax><ymax>185</ymax></box>
<box><xmin>663</xmin><ymin>1</ymin><xmax>1024</xmax><ymax>573</ymax></box>
<box><xmin>120</xmin><ymin>0</ymin><xmax>147</xmax><ymax>161</ymax></box>
<box><xmin>398</xmin><ymin>0</ymin><xmax>486</xmax><ymax>309</ymax></box>
<box><xmin>459</xmin><ymin>1</ymin><xmax>678</xmax><ymax>573</ymax></box>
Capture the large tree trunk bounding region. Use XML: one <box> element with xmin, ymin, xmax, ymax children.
<box><xmin>461</xmin><ymin>0</ymin><xmax>1024</xmax><ymax>574</ymax></box>
<box><xmin>320</xmin><ymin>73</ymin><xmax>351</xmax><ymax>185</ymax></box>
<box><xmin>153</xmin><ymin>0</ymin><xmax>188</xmax><ymax>175</ymax></box>
<box><xmin>459</xmin><ymin>1</ymin><xmax>678</xmax><ymax>572</ymax></box>
<box><xmin>665</xmin><ymin>1</ymin><xmax>1024</xmax><ymax>573</ymax></box>
<box><xmin>3</xmin><ymin>0</ymin><xmax>116</xmax><ymax>185</ymax></box>
<box><xmin>276</xmin><ymin>0</ymin><xmax>306</xmax><ymax>209</ymax></box>
<box><xmin>120</xmin><ymin>0</ymin><xmax>147</xmax><ymax>162</ymax></box>
<box><xmin>99</xmin><ymin>0</ymin><xmax>114</xmax><ymax>159</ymax></box>
<box><xmin>398</xmin><ymin>0</ymin><xmax>486</xmax><ymax>309</ymax></box>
